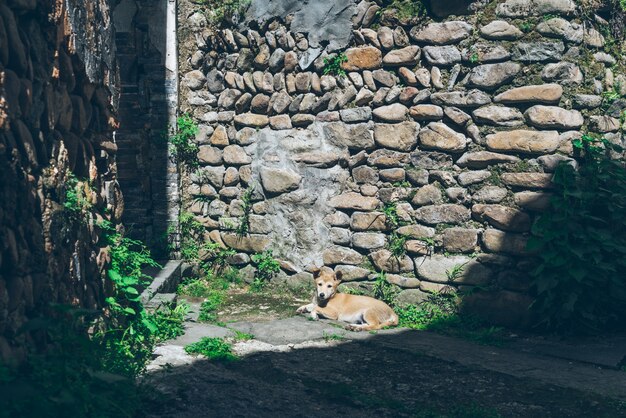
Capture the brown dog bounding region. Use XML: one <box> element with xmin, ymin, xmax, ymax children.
<box><xmin>296</xmin><ymin>267</ymin><xmax>398</xmax><ymax>331</ymax></box>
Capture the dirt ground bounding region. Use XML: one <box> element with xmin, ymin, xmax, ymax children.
<box><xmin>143</xmin><ymin>286</ymin><xmax>626</xmax><ymax>418</ymax></box>
<box><xmin>143</xmin><ymin>334</ymin><xmax>625</xmax><ymax>418</ymax></box>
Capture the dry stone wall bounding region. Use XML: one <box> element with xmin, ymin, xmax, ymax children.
<box><xmin>178</xmin><ymin>0</ymin><xmax>626</xmax><ymax>325</ymax></box>
<box><xmin>0</xmin><ymin>0</ymin><xmax>121</xmax><ymax>361</ymax></box>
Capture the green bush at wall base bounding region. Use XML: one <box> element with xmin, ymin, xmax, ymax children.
<box><xmin>528</xmin><ymin>135</ymin><xmax>626</xmax><ymax>333</ymax></box>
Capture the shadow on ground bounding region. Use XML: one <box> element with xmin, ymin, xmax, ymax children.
<box><xmin>143</xmin><ymin>326</ymin><xmax>626</xmax><ymax>418</ymax></box>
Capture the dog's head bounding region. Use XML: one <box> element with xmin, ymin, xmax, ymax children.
<box><xmin>313</xmin><ymin>267</ymin><xmax>343</xmax><ymax>302</ymax></box>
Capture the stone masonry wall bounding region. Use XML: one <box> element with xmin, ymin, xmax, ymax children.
<box><xmin>177</xmin><ymin>0</ymin><xmax>626</xmax><ymax>325</ymax></box>
<box><xmin>0</xmin><ymin>0</ymin><xmax>122</xmax><ymax>362</ymax></box>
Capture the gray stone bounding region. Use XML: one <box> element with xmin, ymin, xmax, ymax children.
<box><xmin>422</xmin><ymin>46</ymin><xmax>461</xmax><ymax>66</ymax></box>
<box><xmin>410</xmin><ymin>105</ymin><xmax>444</xmax><ymax>121</ymax></box>
<box><xmin>234</xmin><ymin>113</ymin><xmax>270</xmax><ymax>128</ymax></box>
<box><xmin>414</xmin><ymin>204</ymin><xmax>470</xmax><ymax>225</ymax></box>
<box><xmin>512</xmin><ymin>42</ymin><xmax>564</xmax><ymax>62</ymax></box>
<box><xmin>260</xmin><ymin>167</ymin><xmax>302</xmax><ymax>194</ymax></box>
<box><xmin>418</xmin><ymin>122</ymin><xmax>467</xmax><ymax>153</ymax></box>
<box><xmin>373</xmin><ymin>103</ymin><xmax>408</xmax><ymax>123</ymax></box>
<box><xmin>373</xmin><ymin>121</ymin><xmax>419</xmax><ymax>152</ymax></box>
<box><xmin>323</xmin><ymin>246</ymin><xmax>364</xmax><ymax>266</ymax></box>
<box><xmin>541</xmin><ymin>62</ymin><xmax>583</xmax><ymax>85</ymax></box>
<box><xmin>184</xmin><ymin>70</ymin><xmax>206</xmax><ymax>90</ymax></box>
<box><xmin>395</xmin><ymin>289</ymin><xmax>429</xmax><ymax>306</ymax></box>
<box><xmin>343</xmin><ymin>46</ymin><xmax>383</xmax><ymax>71</ymax></box>
<box><xmin>473</xmin><ymin>186</ymin><xmax>508</xmax><ymax>203</ymax></box>
<box><xmin>334</xmin><ymin>265</ymin><xmax>371</xmax><ymax>281</ymax></box>
<box><xmin>472</xmin><ymin>204</ymin><xmax>531</xmax><ymax>232</ymax></box>
<box><xmin>514</xmin><ymin>191</ymin><xmax>552</xmax><ymax>211</ymax></box>
<box><xmin>410</xmin><ymin>21</ymin><xmax>473</xmax><ymax>45</ymax></box>
<box><xmin>524</xmin><ymin>106</ymin><xmax>584</xmax><ymax>129</ymax></box>
<box><xmin>382</xmin><ymin>46</ymin><xmax>421</xmax><ymax>66</ymax></box>
<box><xmin>494</xmin><ymin>84</ymin><xmax>563</xmax><ymax>104</ymax></box>
<box><xmin>329</xmin><ymin>192</ymin><xmax>380</xmax><ymax>211</ymax></box>
<box><xmin>501</xmin><ymin>173</ymin><xmax>554</xmax><ymax>189</ymax></box>
<box><xmin>482</xmin><ymin>229</ymin><xmax>529</xmax><ymax>255</ymax></box>
<box><xmin>458</xmin><ymin>171</ymin><xmax>490</xmax><ymax>186</ymax></box>
<box><xmin>412</xmin><ymin>184</ymin><xmax>442</xmax><ymax>206</ymax></box>
<box><xmin>443</xmin><ymin>228</ymin><xmax>479</xmax><ymax>253</ymax></box>
<box><xmin>352</xmin><ymin>232</ymin><xmax>386</xmax><ymax>250</ymax></box>
<box><xmin>472</xmin><ymin>106</ymin><xmax>524</xmax><ymax>127</ymax></box>
<box><xmin>480</xmin><ymin>20</ymin><xmax>523</xmax><ymax>40</ymax></box>
<box><xmin>431</xmin><ymin>90</ymin><xmax>491</xmax><ymax>107</ymax></box>
<box><xmin>370</xmin><ymin>249</ymin><xmax>414</xmax><ymax>273</ymax></box>
<box><xmin>456</xmin><ymin>151</ymin><xmax>520</xmax><ymax>168</ymax></box>
<box><xmin>496</xmin><ymin>0</ymin><xmax>576</xmax><ymax>17</ymax></box>
<box><xmin>486</xmin><ymin>130</ymin><xmax>560</xmax><ymax>154</ymax></box>
<box><xmin>469</xmin><ymin>62</ymin><xmax>521</xmax><ymax>89</ymax></box>
<box><xmin>372</xmin><ymin>69</ymin><xmax>396</xmax><ymax>88</ymax></box>
<box><xmin>223</xmin><ymin>145</ymin><xmax>251</xmax><ymax>165</ymax></box>
<box><xmin>206</xmin><ymin>69</ymin><xmax>226</xmax><ymax>93</ymax></box>
<box><xmin>368</xmin><ymin>149</ymin><xmax>410</xmax><ymax>167</ymax></box>
<box><xmin>351</xmin><ymin>211</ymin><xmax>387</xmax><ymax>231</ymax></box>
<box><xmin>330</xmin><ymin>227</ymin><xmax>352</xmax><ymax>245</ymax></box>
<box><xmin>324</xmin><ymin>122</ymin><xmax>374</xmax><ymax>150</ymax></box>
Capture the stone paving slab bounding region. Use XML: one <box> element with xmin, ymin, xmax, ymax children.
<box><xmin>169</xmin><ymin>322</ymin><xmax>235</xmax><ymax>347</ymax></box>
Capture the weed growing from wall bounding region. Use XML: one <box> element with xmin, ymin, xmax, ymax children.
<box><xmin>528</xmin><ymin>134</ymin><xmax>626</xmax><ymax>333</ymax></box>
<box><xmin>373</xmin><ymin>271</ymin><xmax>399</xmax><ymax>307</ymax></box>
<box><xmin>236</xmin><ymin>186</ymin><xmax>254</xmax><ymax>237</ymax></box>
<box><xmin>250</xmin><ymin>250</ymin><xmax>281</xmax><ymax>291</ymax></box>
<box><xmin>170</xmin><ymin>114</ymin><xmax>199</xmax><ymax>169</ymax></box>
<box><xmin>323</xmin><ymin>53</ymin><xmax>348</xmax><ymax>77</ymax></box>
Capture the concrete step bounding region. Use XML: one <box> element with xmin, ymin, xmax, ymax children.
<box><xmin>140</xmin><ymin>260</ymin><xmax>183</xmax><ymax>305</ymax></box>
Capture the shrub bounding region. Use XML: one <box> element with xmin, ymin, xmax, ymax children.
<box><xmin>170</xmin><ymin>114</ymin><xmax>199</xmax><ymax>168</ymax></box>
<box><xmin>184</xmin><ymin>337</ymin><xmax>236</xmax><ymax>361</ymax></box>
<box><xmin>528</xmin><ymin>134</ymin><xmax>626</xmax><ymax>333</ymax></box>
<box><xmin>250</xmin><ymin>250</ymin><xmax>281</xmax><ymax>291</ymax></box>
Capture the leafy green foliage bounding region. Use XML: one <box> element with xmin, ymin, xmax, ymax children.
<box><xmin>383</xmin><ymin>202</ymin><xmax>401</xmax><ymax>228</ymax></box>
<box><xmin>152</xmin><ymin>303</ymin><xmax>189</xmax><ymax>341</ymax></box>
<box><xmin>528</xmin><ymin>134</ymin><xmax>626</xmax><ymax>333</ymax></box>
<box><xmin>323</xmin><ymin>53</ymin><xmax>348</xmax><ymax>77</ymax></box>
<box><xmin>233</xmin><ymin>330</ymin><xmax>254</xmax><ymax>341</ymax></box>
<box><xmin>396</xmin><ymin>293</ymin><xmax>505</xmax><ymax>346</ymax></box>
<box><xmin>236</xmin><ymin>187</ymin><xmax>254</xmax><ymax>237</ymax></box>
<box><xmin>250</xmin><ymin>250</ymin><xmax>281</xmax><ymax>290</ymax></box>
<box><xmin>373</xmin><ymin>271</ymin><xmax>399</xmax><ymax>306</ymax></box>
<box><xmin>381</xmin><ymin>0</ymin><xmax>427</xmax><ymax>21</ymax></box>
<box><xmin>63</xmin><ymin>172</ymin><xmax>93</xmax><ymax>215</ymax></box>
<box><xmin>170</xmin><ymin>114</ymin><xmax>199</xmax><ymax>168</ymax></box>
<box><xmin>387</xmin><ymin>232</ymin><xmax>408</xmax><ymax>258</ymax></box>
<box><xmin>184</xmin><ymin>337</ymin><xmax>236</xmax><ymax>361</ymax></box>
<box><xmin>446</xmin><ymin>263</ymin><xmax>467</xmax><ymax>282</ymax></box>
<box><xmin>198</xmin><ymin>291</ymin><xmax>225</xmax><ymax>322</ymax></box>
<box><xmin>197</xmin><ymin>0</ymin><xmax>251</xmax><ymax>26</ymax></box>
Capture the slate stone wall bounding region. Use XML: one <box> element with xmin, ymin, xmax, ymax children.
<box><xmin>0</xmin><ymin>0</ymin><xmax>121</xmax><ymax>362</ymax></box>
<box><xmin>178</xmin><ymin>0</ymin><xmax>625</xmax><ymax>325</ymax></box>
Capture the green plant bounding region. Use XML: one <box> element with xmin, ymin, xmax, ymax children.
<box><xmin>250</xmin><ymin>250</ymin><xmax>281</xmax><ymax>290</ymax></box>
<box><xmin>152</xmin><ymin>302</ymin><xmax>189</xmax><ymax>341</ymax></box>
<box><xmin>383</xmin><ymin>202</ymin><xmax>401</xmax><ymax>229</ymax></box>
<box><xmin>197</xmin><ymin>0</ymin><xmax>250</xmax><ymax>26</ymax></box>
<box><xmin>63</xmin><ymin>171</ymin><xmax>93</xmax><ymax>215</ymax></box>
<box><xmin>392</xmin><ymin>181</ymin><xmax>412</xmax><ymax>188</ymax></box>
<box><xmin>184</xmin><ymin>337</ymin><xmax>237</xmax><ymax>361</ymax></box>
<box><xmin>387</xmin><ymin>232</ymin><xmax>408</xmax><ymax>258</ymax></box>
<box><xmin>198</xmin><ymin>290</ymin><xmax>225</xmax><ymax>322</ymax></box>
<box><xmin>323</xmin><ymin>53</ymin><xmax>348</xmax><ymax>77</ymax></box>
<box><xmin>373</xmin><ymin>271</ymin><xmax>399</xmax><ymax>307</ymax></box>
<box><xmin>236</xmin><ymin>187</ymin><xmax>254</xmax><ymax>237</ymax></box>
<box><xmin>518</xmin><ymin>20</ymin><xmax>534</xmax><ymax>33</ymax></box>
<box><xmin>446</xmin><ymin>263</ymin><xmax>467</xmax><ymax>282</ymax></box>
<box><xmin>170</xmin><ymin>114</ymin><xmax>199</xmax><ymax>168</ymax></box>
<box><xmin>323</xmin><ymin>332</ymin><xmax>345</xmax><ymax>342</ymax></box>
<box><xmin>382</xmin><ymin>0</ymin><xmax>427</xmax><ymax>21</ymax></box>
<box><xmin>528</xmin><ymin>134</ymin><xmax>626</xmax><ymax>333</ymax></box>
<box><xmin>601</xmin><ymin>85</ymin><xmax>622</xmax><ymax>109</ymax></box>
<box><xmin>233</xmin><ymin>330</ymin><xmax>254</xmax><ymax>341</ymax></box>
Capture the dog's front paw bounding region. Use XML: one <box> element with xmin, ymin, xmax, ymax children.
<box><xmin>297</xmin><ymin>303</ymin><xmax>314</xmax><ymax>314</ymax></box>
<box><xmin>345</xmin><ymin>324</ymin><xmax>363</xmax><ymax>332</ymax></box>
<box><xmin>309</xmin><ymin>311</ymin><xmax>319</xmax><ymax>321</ymax></box>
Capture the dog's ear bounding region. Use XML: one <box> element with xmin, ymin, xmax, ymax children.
<box><xmin>335</xmin><ymin>270</ymin><xmax>343</xmax><ymax>282</ymax></box>
<box><xmin>312</xmin><ymin>268</ymin><xmax>321</xmax><ymax>279</ymax></box>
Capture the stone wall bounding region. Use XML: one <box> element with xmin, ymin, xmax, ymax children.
<box><xmin>0</xmin><ymin>0</ymin><xmax>122</xmax><ymax>361</ymax></box>
<box><xmin>177</xmin><ymin>0</ymin><xmax>625</xmax><ymax>325</ymax></box>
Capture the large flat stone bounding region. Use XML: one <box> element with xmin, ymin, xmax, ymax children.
<box><xmin>486</xmin><ymin>130</ymin><xmax>560</xmax><ymax>154</ymax></box>
<box><xmin>494</xmin><ymin>84</ymin><xmax>563</xmax><ymax>104</ymax></box>
<box><xmin>373</xmin><ymin>121</ymin><xmax>419</xmax><ymax>151</ymax></box>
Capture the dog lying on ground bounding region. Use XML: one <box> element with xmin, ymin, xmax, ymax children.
<box><xmin>296</xmin><ymin>267</ymin><xmax>398</xmax><ymax>331</ymax></box>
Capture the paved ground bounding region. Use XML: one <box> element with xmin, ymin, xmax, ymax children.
<box><xmin>144</xmin><ymin>310</ymin><xmax>626</xmax><ymax>417</ymax></box>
